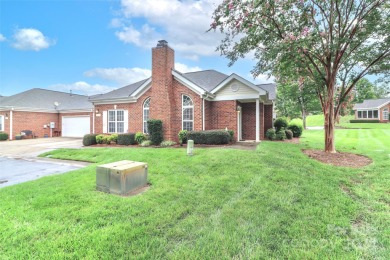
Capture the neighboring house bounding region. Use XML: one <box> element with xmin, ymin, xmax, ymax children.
<box><xmin>90</xmin><ymin>40</ymin><xmax>275</xmax><ymax>142</ymax></box>
<box><xmin>353</xmin><ymin>98</ymin><xmax>390</xmax><ymax>122</ymax></box>
<box><xmin>0</xmin><ymin>40</ymin><xmax>276</xmax><ymax>142</ymax></box>
<box><xmin>0</xmin><ymin>89</ymin><xmax>93</xmax><ymax>139</ymax></box>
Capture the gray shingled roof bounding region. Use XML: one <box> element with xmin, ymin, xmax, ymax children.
<box><xmin>258</xmin><ymin>83</ymin><xmax>276</xmax><ymax>100</ymax></box>
<box><xmin>0</xmin><ymin>88</ymin><xmax>93</xmax><ymax>110</ymax></box>
<box><xmin>353</xmin><ymin>98</ymin><xmax>390</xmax><ymax>109</ymax></box>
<box><xmin>179</xmin><ymin>70</ymin><xmax>229</xmax><ymax>92</ymax></box>
<box><xmin>89</xmin><ymin>78</ymin><xmax>149</xmax><ymax>101</ymax></box>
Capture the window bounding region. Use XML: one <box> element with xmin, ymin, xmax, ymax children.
<box><xmin>182</xmin><ymin>95</ymin><xmax>194</xmax><ymax>131</ymax></box>
<box><xmin>108</xmin><ymin>110</ymin><xmax>124</xmax><ymax>133</ymax></box>
<box><xmin>0</xmin><ymin>115</ymin><xmax>4</xmax><ymax>131</ymax></box>
<box><xmin>384</xmin><ymin>108</ymin><xmax>389</xmax><ymax>121</ymax></box>
<box><xmin>357</xmin><ymin>110</ymin><xmax>379</xmax><ymax>119</ymax></box>
<box><xmin>143</xmin><ymin>98</ymin><xmax>150</xmax><ymax>134</ymax></box>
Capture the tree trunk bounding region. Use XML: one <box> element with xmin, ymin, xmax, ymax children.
<box><xmin>324</xmin><ymin>82</ymin><xmax>336</xmax><ymax>153</ymax></box>
<box><xmin>302</xmin><ymin>110</ymin><xmax>307</xmax><ymax>130</ymax></box>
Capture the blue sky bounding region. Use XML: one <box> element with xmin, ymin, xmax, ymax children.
<box><xmin>0</xmin><ymin>0</ymin><xmax>273</xmax><ymax>97</ymax></box>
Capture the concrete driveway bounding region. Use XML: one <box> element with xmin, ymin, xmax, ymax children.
<box><xmin>0</xmin><ymin>137</ymin><xmax>89</xmax><ymax>188</ymax></box>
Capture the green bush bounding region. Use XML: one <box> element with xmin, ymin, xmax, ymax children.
<box><xmin>109</xmin><ymin>134</ymin><xmax>118</xmax><ymax>144</ymax></box>
<box><xmin>227</xmin><ymin>130</ymin><xmax>234</xmax><ymax>142</ymax></box>
<box><xmin>265</xmin><ymin>128</ymin><xmax>276</xmax><ymax>141</ymax></box>
<box><xmin>117</xmin><ymin>133</ymin><xmax>136</xmax><ymax>145</ymax></box>
<box><xmin>96</xmin><ymin>134</ymin><xmax>106</xmax><ymax>144</ymax></box>
<box><xmin>287</xmin><ymin>123</ymin><xmax>304</xmax><ymax>137</ymax></box>
<box><xmin>0</xmin><ymin>132</ymin><xmax>9</xmax><ymax>141</ymax></box>
<box><xmin>187</xmin><ymin>130</ymin><xmax>230</xmax><ymax>145</ymax></box>
<box><xmin>275</xmin><ymin>130</ymin><xmax>286</xmax><ymax>140</ymax></box>
<box><xmin>140</xmin><ymin>140</ymin><xmax>152</xmax><ymax>147</ymax></box>
<box><xmin>178</xmin><ymin>130</ymin><xmax>188</xmax><ymax>145</ymax></box>
<box><xmin>349</xmin><ymin>119</ymin><xmax>380</xmax><ymax>123</ymax></box>
<box><xmin>285</xmin><ymin>129</ymin><xmax>293</xmax><ymax>140</ymax></box>
<box><xmin>83</xmin><ymin>134</ymin><xmax>97</xmax><ymax>146</ymax></box>
<box><xmin>147</xmin><ymin>119</ymin><xmax>163</xmax><ymax>145</ymax></box>
<box><xmin>274</xmin><ymin>117</ymin><xmax>288</xmax><ymax>131</ymax></box>
<box><xmin>160</xmin><ymin>140</ymin><xmax>177</xmax><ymax>147</ymax></box>
<box><xmin>135</xmin><ymin>132</ymin><xmax>146</xmax><ymax>144</ymax></box>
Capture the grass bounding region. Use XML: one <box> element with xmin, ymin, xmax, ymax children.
<box><xmin>0</xmin><ymin>128</ymin><xmax>389</xmax><ymax>258</ymax></box>
<box><xmin>306</xmin><ymin>114</ymin><xmax>390</xmax><ymax>129</ymax></box>
<box><xmin>306</xmin><ymin>114</ymin><xmax>324</xmax><ymax>127</ymax></box>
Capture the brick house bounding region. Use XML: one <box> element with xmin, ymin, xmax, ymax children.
<box><xmin>90</xmin><ymin>40</ymin><xmax>276</xmax><ymax>142</ymax></box>
<box><xmin>353</xmin><ymin>98</ymin><xmax>390</xmax><ymax>122</ymax></box>
<box><xmin>0</xmin><ymin>89</ymin><xmax>93</xmax><ymax>140</ymax></box>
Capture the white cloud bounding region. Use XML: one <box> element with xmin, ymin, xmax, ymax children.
<box><xmin>84</xmin><ymin>67</ymin><xmax>151</xmax><ymax>85</ymax></box>
<box><xmin>0</xmin><ymin>33</ymin><xmax>6</xmax><ymax>42</ymax></box>
<box><xmin>249</xmin><ymin>73</ymin><xmax>275</xmax><ymax>84</ymax></box>
<box><xmin>113</xmin><ymin>0</ymin><xmax>224</xmax><ymax>58</ymax></box>
<box><xmin>12</xmin><ymin>28</ymin><xmax>54</xmax><ymax>51</ymax></box>
<box><xmin>49</xmin><ymin>81</ymin><xmax>115</xmax><ymax>96</ymax></box>
<box><xmin>175</xmin><ymin>62</ymin><xmax>201</xmax><ymax>73</ymax></box>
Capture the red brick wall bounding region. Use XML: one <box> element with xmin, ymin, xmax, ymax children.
<box><xmin>264</xmin><ymin>104</ymin><xmax>273</xmax><ymax>134</ymax></box>
<box><xmin>9</xmin><ymin>111</ymin><xmax>59</xmax><ymax>139</ymax></box>
<box><xmin>380</xmin><ymin>104</ymin><xmax>390</xmax><ymax>122</ymax></box>
<box><xmin>206</xmin><ymin>100</ymin><xmax>238</xmax><ymax>139</ymax></box>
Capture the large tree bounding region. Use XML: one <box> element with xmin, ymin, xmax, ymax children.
<box><xmin>211</xmin><ymin>0</ymin><xmax>390</xmax><ymax>152</ymax></box>
<box><xmin>353</xmin><ymin>78</ymin><xmax>389</xmax><ymax>103</ymax></box>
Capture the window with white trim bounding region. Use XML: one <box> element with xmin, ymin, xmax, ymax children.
<box><xmin>182</xmin><ymin>95</ymin><xmax>194</xmax><ymax>131</ymax></box>
<box><xmin>143</xmin><ymin>98</ymin><xmax>150</xmax><ymax>134</ymax></box>
<box><xmin>108</xmin><ymin>110</ymin><xmax>125</xmax><ymax>133</ymax></box>
<box><xmin>0</xmin><ymin>115</ymin><xmax>4</xmax><ymax>131</ymax></box>
<box><xmin>357</xmin><ymin>109</ymin><xmax>379</xmax><ymax>119</ymax></box>
<box><xmin>383</xmin><ymin>108</ymin><xmax>389</xmax><ymax>120</ymax></box>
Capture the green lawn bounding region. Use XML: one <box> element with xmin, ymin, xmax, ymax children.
<box><xmin>0</xmin><ymin>128</ymin><xmax>389</xmax><ymax>259</ymax></box>
<box><xmin>306</xmin><ymin>114</ymin><xmax>324</xmax><ymax>127</ymax></box>
<box><xmin>306</xmin><ymin>114</ymin><xmax>390</xmax><ymax>129</ymax></box>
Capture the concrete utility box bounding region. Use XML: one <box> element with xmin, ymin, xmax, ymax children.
<box><xmin>96</xmin><ymin>160</ymin><xmax>148</xmax><ymax>195</ymax></box>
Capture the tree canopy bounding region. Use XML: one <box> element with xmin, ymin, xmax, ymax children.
<box><xmin>211</xmin><ymin>0</ymin><xmax>390</xmax><ymax>152</ymax></box>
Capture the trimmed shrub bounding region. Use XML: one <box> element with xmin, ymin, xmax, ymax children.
<box><xmin>274</xmin><ymin>117</ymin><xmax>288</xmax><ymax>131</ymax></box>
<box><xmin>160</xmin><ymin>140</ymin><xmax>176</xmax><ymax>147</ymax></box>
<box><xmin>287</xmin><ymin>123</ymin><xmax>304</xmax><ymax>138</ymax></box>
<box><xmin>140</xmin><ymin>140</ymin><xmax>152</xmax><ymax>147</ymax></box>
<box><xmin>117</xmin><ymin>133</ymin><xmax>136</xmax><ymax>145</ymax></box>
<box><xmin>285</xmin><ymin>129</ymin><xmax>293</xmax><ymax>140</ymax></box>
<box><xmin>109</xmin><ymin>134</ymin><xmax>118</xmax><ymax>144</ymax></box>
<box><xmin>147</xmin><ymin>119</ymin><xmax>163</xmax><ymax>145</ymax></box>
<box><xmin>0</xmin><ymin>132</ymin><xmax>9</xmax><ymax>141</ymax></box>
<box><xmin>265</xmin><ymin>128</ymin><xmax>276</xmax><ymax>141</ymax></box>
<box><xmin>135</xmin><ymin>132</ymin><xmax>146</xmax><ymax>144</ymax></box>
<box><xmin>350</xmin><ymin>119</ymin><xmax>380</xmax><ymax>123</ymax></box>
<box><xmin>178</xmin><ymin>130</ymin><xmax>188</xmax><ymax>145</ymax></box>
<box><xmin>96</xmin><ymin>134</ymin><xmax>106</xmax><ymax>144</ymax></box>
<box><xmin>187</xmin><ymin>130</ymin><xmax>230</xmax><ymax>145</ymax></box>
<box><xmin>227</xmin><ymin>130</ymin><xmax>234</xmax><ymax>142</ymax></box>
<box><xmin>275</xmin><ymin>130</ymin><xmax>286</xmax><ymax>140</ymax></box>
<box><xmin>83</xmin><ymin>134</ymin><xmax>97</xmax><ymax>146</ymax></box>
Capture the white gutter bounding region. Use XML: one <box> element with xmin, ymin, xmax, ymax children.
<box><xmin>202</xmin><ymin>97</ymin><xmax>205</xmax><ymax>130</ymax></box>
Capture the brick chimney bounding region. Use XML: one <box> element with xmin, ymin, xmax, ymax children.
<box><xmin>150</xmin><ymin>40</ymin><xmax>175</xmax><ymax>140</ymax></box>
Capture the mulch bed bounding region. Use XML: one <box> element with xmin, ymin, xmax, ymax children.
<box><xmin>302</xmin><ymin>149</ymin><xmax>372</xmax><ymax>168</ymax></box>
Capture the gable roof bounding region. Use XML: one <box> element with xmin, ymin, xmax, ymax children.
<box><xmin>258</xmin><ymin>83</ymin><xmax>277</xmax><ymax>100</ymax></box>
<box><xmin>180</xmin><ymin>70</ymin><xmax>229</xmax><ymax>92</ymax></box>
<box><xmin>89</xmin><ymin>78</ymin><xmax>150</xmax><ymax>102</ymax></box>
<box><xmin>88</xmin><ymin>69</ymin><xmax>276</xmax><ymax>103</ymax></box>
<box><xmin>353</xmin><ymin>98</ymin><xmax>390</xmax><ymax>110</ymax></box>
<box><xmin>0</xmin><ymin>88</ymin><xmax>93</xmax><ymax>111</ymax></box>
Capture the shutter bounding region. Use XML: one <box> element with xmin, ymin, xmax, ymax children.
<box><xmin>124</xmin><ymin>110</ymin><xmax>129</xmax><ymax>133</ymax></box>
<box><xmin>103</xmin><ymin>111</ymin><xmax>107</xmax><ymax>133</ymax></box>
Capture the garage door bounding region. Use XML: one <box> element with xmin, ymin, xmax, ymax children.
<box><xmin>62</xmin><ymin>116</ymin><xmax>90</xmax><ymax>137</ymax></box>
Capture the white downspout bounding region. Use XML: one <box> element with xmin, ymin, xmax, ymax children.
<box><xmin>202</xmin><ymin>98</ymin><xmax>205</xmax><ymax>130</ymax></box>
<box><xmin>256</xmin><ymin>98</ymin><xmax>260</xmax><ymax>142</ymax></box>
<box><xmin>92</xmin><ymin>109</ymin><xmax>95</xmax><ymax>134</ymax></box>
<box><xmin>10</xmin><ymin>109</ymin><xmax>13</xmax><ymax>140</ymax></box>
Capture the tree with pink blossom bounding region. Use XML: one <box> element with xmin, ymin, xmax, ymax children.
<box><xmin>210</xmin><ymin>0</ymin><xmax>389</xmax><ymax>153</ymax></box>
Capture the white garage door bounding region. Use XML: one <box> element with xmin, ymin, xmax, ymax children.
<box><xmin>62</xmin><ymin>116</ymin><xmax>90</xmax><ymax>137</ymax></box>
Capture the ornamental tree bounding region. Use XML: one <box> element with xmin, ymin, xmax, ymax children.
<box><xmin>211</xmin><ymin>0</ymin><xmax>390</xmax><ymax>153</ymax></box>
